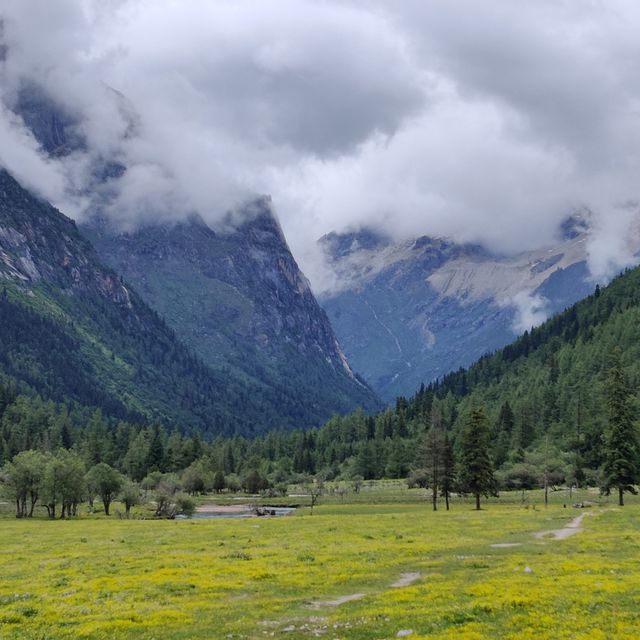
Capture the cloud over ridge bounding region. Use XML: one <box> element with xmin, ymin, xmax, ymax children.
<box><xmin>1</xmin><ymin>0</ymin><xmax>640</xmax><ymax>290</ymax></box>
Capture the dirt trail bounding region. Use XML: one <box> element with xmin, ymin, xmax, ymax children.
<box><xmin>533</xmin><ymin>513</ymin><xmax>588</xmax><ymax>541</ymax></box>
<box><xmin>489</xmin><ymin>512</ymin><xmax>594</xmax><ymax>548</ymax></box>
<box><xmin>310</xmin><ymin>593</ymin><xmax>365</xmax><ymax>608</ymax></box>
<box><xmin>309</xmin><ymin>571</ymin><xmax>422</xmax><ymax>609</ymax></box>
<box><xmin>390</xmin><ymin>572</ymin><xmax>421</xmax><ymax>588</ymax></box>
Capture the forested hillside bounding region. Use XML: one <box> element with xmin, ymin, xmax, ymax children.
<box><xmin>2</xmin><ymin>260</ymin><xmax>638</xmax><ymax>498</ymax></box>
<box><xmin>186</xmin><ymin>264</ymin><xmax>638</xmax><ymax>490</ymax></box>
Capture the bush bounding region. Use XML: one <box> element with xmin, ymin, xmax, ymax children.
<box><xmin>498</xmin><ymin>463</ymin><xmax>540</xmax><ymax>491</ymax></box>
<box><xmin>407</xmin><ymin>469</ymin><xmax>429</xmax><ymax>489</ymax></box>
<box><xmin>175</xmin><ymin>493</ymin><xmax>196</xmax><ymax>517</ymax></box>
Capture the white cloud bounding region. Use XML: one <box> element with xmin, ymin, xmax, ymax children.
<box><xmin>0</xmin><ymin>101</ymin><xmax>89</xmax><ymax>217</ymax></box>
<box><xmin>509</xmin><ymin>291</ymin><xmax>550</xmax><ymax>334</ymax></box>
<box><xmin>1</xmin><ymin>1</ymin><xmax>640</xmax><ymax>290</ymax></box>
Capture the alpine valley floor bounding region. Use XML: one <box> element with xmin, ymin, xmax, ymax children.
<box><xmin>0</xmin><ymin>487</ymin><xmax>639</xmax><ymax>640</ymax></box>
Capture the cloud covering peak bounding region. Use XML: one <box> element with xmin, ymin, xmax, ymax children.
<box><xmin>1</xmin><ymin>1</ymin><xmax>640</xmax><ymax>290</ymax></box>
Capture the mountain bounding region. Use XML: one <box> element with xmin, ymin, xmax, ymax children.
<box><xmin>414</xmin><ymin>261</ymin><xmax>640</xmax><ymax>472</ymax></box>
<box><xmin>318</xmin><ymin>220</ymin><xmax>638</xmax><ymax>401</ymax></box>
<box><xmin>194</xmin><ymin>257</ymin><xmax>640</xmax><ymax>485</ymax></box>
<box><xmin>3</xmin><ymin>173</ymin><xmax>640</xmax><ymax>484</ymax></box>
<box><xmin>82</xmin><ymin>206</ymin><xmax>379</xmax><ymax>425</ymax></box>
<box><xmin>0</xmin><ymin>168</ymin><xmax>237</xmax><ymax>433</ymax></box>
<box><xmin>0</xmin><ymin>169</ymin><xmax>375</xmax><ymax>436</ymax></box>
<box><xmin>4</xmin><ymin>84</ymin><xmax>379</xmax><ymax>427</ymax></box>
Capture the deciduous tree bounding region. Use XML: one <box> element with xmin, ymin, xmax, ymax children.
<box><xmin>1</xmin><ymin>450</ymin><xmax>48</xmax><ymax>517</ymax></box>
<box><xmin>120</xmin><ymin>479</ymin><xmax>142</xmax><ymax>516</ymax></box>
<box><xmin>86</xmin><ymin>462</ymin><xmax>123</xmax><ymax>515</ymax></box>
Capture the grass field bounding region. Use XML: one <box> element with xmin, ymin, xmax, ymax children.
<box><xmin>0</xmin><ymin>489</ymin><xmax>639</xmax><ymax>639</ymax></box>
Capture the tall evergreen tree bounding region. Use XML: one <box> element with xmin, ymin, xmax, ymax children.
<box><xmin>123</xmin><ymin>430</ymin><xmax>149</xmax><ymax>481</ymax></box>
<box><xmin>497</xmin><ymin>401</ymin><xmax>515</xmax><ymax>435</ymax></box>
<box><xmin>458</xmin><ymin>407</ymin><xmax>495</xmax><ymax>510</ymax></box>
<box><xmin>493</xmin><ymin>401</ymin><xmax>514</xmax><ymax>468</ymax></box>
<box><xmin>602</xmin><ymin>350</ymin><xmax>639</xmax><ymax>506</ymax></box>
<box><xmin>441</xmin><ymin>433</ymin><xmax>455</xmax><ymax>511</ymax></box>
<box><xmin>422</xmin><ymin>411</ymin><xmax>445</xmax><ymax>511</ymax></box>
<box><xmin>145</xmin><ymin>425</ymin><xmax>165</xmax><ymax>473</ymax></box>
<box><xmin>83</xmin><ymin>409</ymin><xmax>109</xmax><ymax>466</ymax></box>
<box><xmin>354</xmin><ymin>440</ymin><xmax>377</xmax><ymax>480</ymax></box>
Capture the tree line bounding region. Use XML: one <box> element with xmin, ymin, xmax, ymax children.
<box><xmin>1</xmin><ymin>345</ymin><xmax>636</xmax><ymax>516</ymax></box>
<box><xmin>2</xmin><ymin>267</ymin><xmax>640</xmax><ymax>513</ymax></box>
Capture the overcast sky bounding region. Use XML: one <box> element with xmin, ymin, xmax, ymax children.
<box><xmin>1</xmin><ymin>0</ymin><xmax>640</xmax><ymax>291</ymax></box>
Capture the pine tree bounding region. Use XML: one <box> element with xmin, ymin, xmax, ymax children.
<box><xmin>458</xmin><ymin>407</ymin><xmax>495</xmax><ymax>510</ymax></box>
<box><xmin>355</xmin><ymin>440</ymin><xmax>377</xmax><ymax>480</ymax></box>
<box><xmin>497</xmin><ymin>401</ymin><xmax>515</xmax><ymax>435</ymax></box>
<box><xmin>84</xmin><ymin>409</ymin><xmax>109</xmax><ymax>466</ymax></box>
<box><xmin>493</xmin><ymin>401</ymin><xmax>514</xmax><ymax>468</ymax></box>
<box><xmin>189</xmin><ymin>432</ymin><xmax>203</xmax><ymax>464</ymax></box>
<box><xmin>123</xmin><ymin>431</ymin><xmax>149</xmax><ymax>481</ymax></box>
<box><xmin>422</xmin><ymin>411</ymin><xmax>445</xmax><ymax>511</ymax></box>
<box><xmin>145</xmin><ymin>425</ymin><xmax>165</xmax><ymax>473</ymax></box>
<box><xmin>602</xmin><ymin>350</ymin><xmax>639</xmax><ymax>506</ymax></box>
<box><xmin>441</xmin><ymin>433</ymin><xmax>455</xmax><ymax>511</ymax></box>
<box><xmin>386</xmin><ymin>439</ymin><xmax>410</xmax><ymax>478</ymax></box>
<box><xmin>222</xmin><ymin>443</ymin><xmax>236</xmax><ymax>474</ymax></box>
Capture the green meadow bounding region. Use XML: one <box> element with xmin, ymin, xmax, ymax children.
<box><xmin>1</xmin><ymin>489</ymin><xmax>639</xmax><ymax>640</ymax></box>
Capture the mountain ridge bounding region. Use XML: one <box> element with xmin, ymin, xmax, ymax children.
<box><xmin>0</xmin><ymin>169</ymin><xmax>377</xmax><ymax>435</ymax></box>
<box><xmin>83</xmin><ymin>200</ymin><xmax>380</xmax><ymax>425</ymax></box>
<box><xmin>318</xmin><ymin>219</ymin><xmax>637</xmax><ymax>401</ymax></box>
<box><xmin>2</xmin><ymin>82</ymin><xmax>381</xmax><ymax>428</ymax></box>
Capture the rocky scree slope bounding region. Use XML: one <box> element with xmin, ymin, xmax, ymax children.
<box><xmin>318</xmin><ymin>221</ymin><xmax>639</xmax><ymax>401</ymax></box>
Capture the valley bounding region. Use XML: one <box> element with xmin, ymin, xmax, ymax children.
<box><xmin>2</xmin><ymin>4</ymin><xmax>640</xmax><ymax>640</ymax></box>
<box><xmin>0</xmin><ymin>486</ymin><xmax>636</xmax><ymax>640</ymax></box>
<box><xmin>0</xmin><ymin>169</ymin><xmax>378</xmax><ymax>435</ymax></box>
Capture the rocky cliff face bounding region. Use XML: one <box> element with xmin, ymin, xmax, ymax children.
<box><xmin>0</xmin><ymin>169</ymin><xmax>377</xmax><ymax>434</ymax></box>
<box><xmin>4</xmin><ymin>81</ymin><xmax>380</xmax><ymax>426</ymax></box>
<box><xmin>0</xmin><ymin>168</ymin><xmax>132</xmax><ymax>307</ymax></box>
<box><xmin>319</xmin><ymin>222</ymin><xmax>634</xmax><ymax>401</ymax></box>
<box><xmin>84</xmin><ymin>203</ymin><xmax>379</xmax><ymax>423</ymax></box>
<box><xmin>87</xmin><ymin>202</ymin><xmax>350</xmax><ymax>371</ymax></box>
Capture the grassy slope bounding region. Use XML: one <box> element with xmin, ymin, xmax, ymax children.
<box><xmin>0</xmin><ymin>489</ymin><xmax>638</xmax><ymax>639</ymax></box>
<box><xmin>0</xmin><ymin>279</ymin><xmax>259</xmax><ymax>434</ymax></box>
